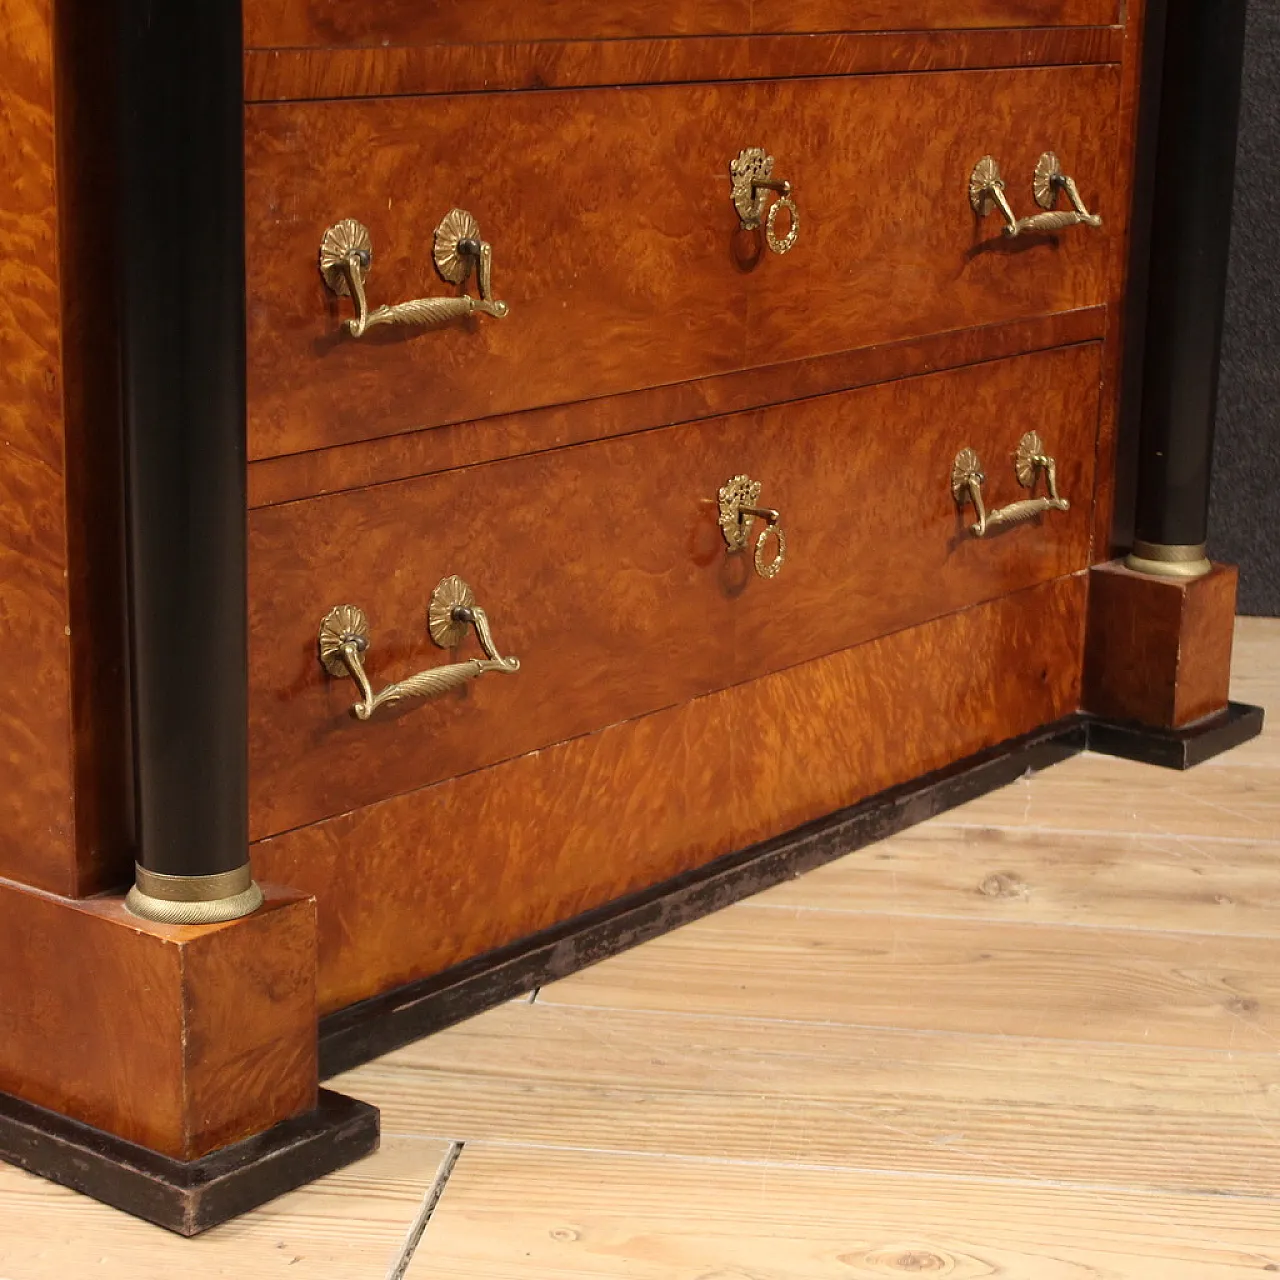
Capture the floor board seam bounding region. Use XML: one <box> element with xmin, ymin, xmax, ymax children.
<box><xmin>385</xmin><ymin>1140</ymin><xmax>463</xmax><ymax>1280</ymax></box>
<box><xmin>451</xmin><ymin>1136</ymin><xmax>1280</xmax><ymax>1202</ymax></box>
<box><xmin>527</xmin><ymin>998</ymin><xmax>1280</xmax><ymax>1055</ymax></box>
<box><xmin>733</xmin><ymin>901</ymin><xmax>1280</xmax><ymax>938</ymax></box>
<box><xmin>925</xmin><ymin>820</ymin><xmax>1280</xmax><ymax>843</ymax></box>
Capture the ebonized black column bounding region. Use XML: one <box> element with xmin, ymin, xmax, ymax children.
<box><xmin>1127</xmin><ymin>0</ymin><xmax>1250</xmax><ymax>578</ymax></box>
<box><xmin>116</xmin><ymin>0</ymin><xmax>260</xmax><ymax>920</ymax></box>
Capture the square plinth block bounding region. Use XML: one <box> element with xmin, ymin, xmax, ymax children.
<box><xmin>1084</xmin><ymin>560</ymin><xmax>1237</xmax><ymax>730</ymax></box>
<box><xmin>0</xmin><ymin>882</ymin><xmax>318</xmax><ymax>1161</ymax></box>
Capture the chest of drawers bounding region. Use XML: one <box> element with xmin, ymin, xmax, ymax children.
<box><xmin>239</xmin><ymin>21</ymin><xmax>1128</xmax><ymax>1030</ymax></box>
<box><xmin>0</xmin><ymin>0</ymin><xmax>1260</xmax><ymax>1234</ymax></box>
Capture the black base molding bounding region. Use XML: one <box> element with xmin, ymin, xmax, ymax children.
<box><xmin>320</xmin><ymin>719</ymin><xmax>1088</xmax><ymax>1078</ymax></box>
<box><xmin>0</xmin><ymin>1088</ymin><xmax>378</xmax><ymax>1236</ymax></box>
<box><xmin>1086</xmin><ymin>701</ymin><xmax>1264</xmax><ymax>770</ymax></box>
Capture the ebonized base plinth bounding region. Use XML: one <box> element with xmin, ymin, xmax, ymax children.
<box><xmin>1086</xmin><ymin>701</ymin><xmax>1264</xmax><ymax>770</ymax></box>
<box><xmin>0</xmin><ymin>1088</ymin><xmax>378</xmax><ymax>1236</ymax></box>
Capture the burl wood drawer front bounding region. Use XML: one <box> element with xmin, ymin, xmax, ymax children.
<box><xmin>245</xmin><ymin>1</ymin><xmax>1118</xmax><ymax>50</ymax></box>
<box><xmin>252</xmin><ymin>574</ymin><xmax>1086</xmax><ymax>1016</ymax></box>
<box><xmin>245</xmin><ymin>65</ymin><xmax>1120</xmax><ymax>461</ymax></box>
<box><xmin>248</xmin><ymin>343</ymin><xmax>1099</xmax><ymax>840</ymax></box>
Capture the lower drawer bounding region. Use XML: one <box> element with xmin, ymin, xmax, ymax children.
<box><xmin>252</xmin><ymin>574</ymin><xmax>1086</xmax><ymax>1016</ymax></box>
<box><xmin>248</xmin><ymin>342</ymin><xmax>1100</xmax><ymax>838</ymax></box>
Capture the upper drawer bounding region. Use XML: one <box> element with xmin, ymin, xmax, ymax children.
<box><xmin>246</xmin><ymin>65</ymin><xmax>1120</xmax><ymax>461</ymax></box>
<box><xmin>247</xmin><ymin>342</ymin><xmax>1099</xmax><ymax>839</ymax></box>
<box><xmin>245</xmin><ymin>1</ymin><xmax>1120</xmax><ymax>49</ymax></box>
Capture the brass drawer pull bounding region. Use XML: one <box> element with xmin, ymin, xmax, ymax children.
<box><xmin>970</xmin><ymin>153</ymin><xmax>1102</xmax><ymax>239</ymax></box>
<box><xmin>951</xmin><ymin>432</ymin><xmax>1070</xmax><ymax>538</ymax></box>
<box><xmin>318</xmin><ymin>576</ymin><xmax>519</xmax><ymax>721</ymax></box>
<box><xmin>319</xmin><ymin>209</ymin><xmax>509</xmax><ymax>338</ymax></box>
<box><xmin>730</xmin><ymin>148</ymin><xmax>799</xmax><ymax>255</ymax></box>
<box><xmin>718</xmin><ymin>474</ymin><xmax>787</xmax><ymax>579</ymax></box>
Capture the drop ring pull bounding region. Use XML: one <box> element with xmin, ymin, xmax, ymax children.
<box><xmin>718</xmin><ymin>474</ymin><xmax>788</xmax><ymax>579</ymax></box>
<box><xmin>730</xmin><ymin>148</ymin><xmax>800</xmax><ymax>255</ymax></box>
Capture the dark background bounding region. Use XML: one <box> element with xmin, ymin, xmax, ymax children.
<box><xmin>1208</xmin><ymin>0</ymin><xmax>1279</xmax><ymax>614</ymax></box>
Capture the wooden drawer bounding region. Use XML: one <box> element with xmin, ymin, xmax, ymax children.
<box><xmin>247</xmin><ymin>343</ymin><xmax>1100</xmax><ymax>839</ymax></box>
<box><xmin>245</xmin><ymin>65</ymin><xmax>1120</xmax><ymax>461</ymax></box>
<box><xmin>245</xmin><ymin>1</ymin><xmax>1120</xmax><ymax>49</ymax></box>
<box><xmin>253</xmin><ymin>574</ymin><xmax>1087</xmax><ymax>1015</ymax></box>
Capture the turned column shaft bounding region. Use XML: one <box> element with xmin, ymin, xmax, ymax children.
<box><xmin>1128</xmin><ymin>0</ymin><xmax>1249</xmax><ymax>577</ymax></box>
<box><xmin>116</xmin><ymin>0</ymin><xmax>259</xmax><ymax>919</ymax></box>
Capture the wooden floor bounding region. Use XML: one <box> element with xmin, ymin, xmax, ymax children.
<box><xmin>3</xmin><ymin>616</ymin><xmax>1279</xmax><ymax>1279</ymax></box>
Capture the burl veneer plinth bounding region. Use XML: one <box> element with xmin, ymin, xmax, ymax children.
<box><xmin>1084</xmin><ymin>560</ymin><xmax>1237</xmax><ymax>730</ymax></box>
<box><xmin>0</xmin><ymin>881</ymin><xmax>377</xmax><ymax>1233</ymax></box>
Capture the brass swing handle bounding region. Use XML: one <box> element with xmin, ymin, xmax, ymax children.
<box><xmin>970</xmin><ymin>153</ymin><xmax>1102</xmax><ymax>239</ymax></box>
<box><xmin>319</xmin><ymin>209</ymin><xmax>510</xmax><ymax>339</ymax></box>
<box><xmin>951</xmin><ymin>433</ymin><xmax>1070</xmax><ymax>539</ymax></box>
<box><xmin>318</xmin><ymin>577</ymin><xmax>519</xmax><ymax>722</ymax></box>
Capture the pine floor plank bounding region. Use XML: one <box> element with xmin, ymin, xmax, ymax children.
<box><xmin>338</xmin><ymin>999</ymin><xmax>1280</xmax><ymax>1197</ymax></box>
<box><xmin>932</xmin><ymin>752</ymin><xmax>1280</xmax><ymax>838</ymax></box>
<box><xmin>1216</xmin><ymin>618</ymin><xmax>1280</xmax><ymax>769</ymax></box>
<box><xmin>0</xmin><ymin>1137</ymin><xmax>453</xmax><ymax>1280</ymax></box>
<box><xmin>408</xmin><ymin>1143</ymin><xmax>1280</xmax><ymax>1279</ymax></box>
<box><xmin>752</xmin><ymin>823</ymin><xmax>1280</xmax><ymax>934</ymax></box>
<box><xmin>538</xmin><ymin>905</ymin><xmax>1280</xmax><ymax>1050</ymax></box>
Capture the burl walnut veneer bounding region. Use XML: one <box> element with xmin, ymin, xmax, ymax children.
<box><xmin>245</xmin><ymin>0</ymin><xmax>1122</xmax><ymax>48</ymax></box>
<box><xmin>0</xmin><ymin>0</ymin><xmax>1259</xmax><ymax>1233</ymax></box>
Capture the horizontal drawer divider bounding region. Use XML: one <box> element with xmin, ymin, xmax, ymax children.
<box><xmin>245</xmin><ymin>29</ymin><xmax>1123</xmax><ymax>103</ymax></box>
<box><xmin>248</xmin><ymin>308</ymin><xmax>1105</xmax><ymax>509</ymax></box>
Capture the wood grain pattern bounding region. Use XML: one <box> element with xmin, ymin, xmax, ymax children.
<box><xmin>935</xmin><ymin>750</ymin><xmax>1280</xmax><ymax>837</ymax></box>
<box><xmin>0</xmin><ymin>1136</ymin><xmax>452</xmax><ymax>1280</ymax></box>
<box><xmin>312</xmin><ymin>721</ymin><xmax>1084</xmax><ymax>1078</ymax></box>
<box><xmin>180</xmin><ymin>902</ymin><xmax>318</xmax><ymax>1158</ymax></box>
<box><xmin>1084</xmin><ymin>561</ymin><xmax>1237</xmax><ymax>727</ymax></box>
<box><xmin>244</xmin><ymin>28</ymin><xmax>1123</xmax><ymax>102</ymax></box>
<box><xmin>1217</xmin><ymin>616</ymin><xmax>1280</xmax><ymax>769</ymax></box>
<box><xmin>757</xmin><ymin>822</ymin><xmax>1280</xmax><ymax>935</ymax></box>
<box><xmin>254</xmin><ymin>694</ymin><xmax>737</xmax><ymax>1016</ymax></box>
<box><xmin>244</xmin><ymin>0</ymin><xmax>1119</xmax><ymax>50</ymax></box>
<box><xmin>412</xmin><ymin>1144</ymin><xmax>1280</xmax><ymax>1279</ymax></box>
<box><xmin>541</xmin><ymin>902</ymin><xmax>1280</xmax><ymax>1051</ymax></box>
<box><xmin>0</xmin><ymin>0</ymin><xmax>77</xmax><ymax>895</ymax></box>
<box><xmin>0</xmin><ymin>881</ymin><xmax>318</xmax><ymax>1160</ymax></box>
<box><xmin>729</xmin><ymin>571</ymin><xmax>1086</xmax><ymax>851</ymax></box>
<box><xmin>54</xmin><ymin>0</ymin><xmax>132</xmax><ymax>897</ymax></box>
<box><xmin>247</xmin><ymin>309</ymin><xmax>1106</xmax><ymax>509</ymax></box>
<box><xmin>1151</xmin><ymin>563</ymin><xmax>1239</xmax><ymax>725</ymax></box>
<box><xmin>252</xmin><ymin>575</ymin><xmax>1084</xmax><ymax>1016</ymax></box>
<box><xmin>0</xmin><ymin>0</ymin><xmax>130</xmax><ymax>898</ymax></box>
<box><xmin>248</xmin><ymin>349</ymin><xmax>1098</xmax><ymax>838</ymax></box>
<box><xmin>244</xmin><ymin>66</ymin><xmax>1121</xmax><ymax>461</ymax></box>
<box><xmin>347</xmin><ymin>1000</ymin><xmax>1280</xmax><ymax>1196</ymax></box>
